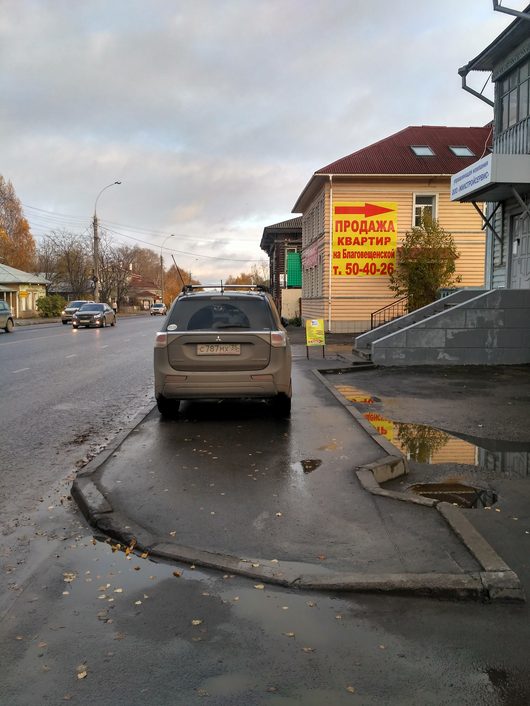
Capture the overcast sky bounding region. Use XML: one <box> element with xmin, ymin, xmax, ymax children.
<box><xmin>0</xmin><ymin>1</ymin><xmax>517</xmax><ymax>281</ymax></box>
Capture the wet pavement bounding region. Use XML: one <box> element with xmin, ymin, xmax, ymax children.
<box><xmin>72</xmin><ymin>330</ymin><xmax>530</xmax><ymax>600</ymax></box>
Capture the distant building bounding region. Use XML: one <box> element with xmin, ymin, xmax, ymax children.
<box><xmin>0</xmin><ymin>264</ymin><xmax>49</xmax><ymax>318</ymax></box>
<box><xmin>260</xmin><ymin>217</ymin><xmax>302</xmax><ymax>319</ymax></box>
<box><xmin>292</xmin><ymin>125</ymin><xmax>492</xmax><ymax>333</ymax></box>
<box><xmin>124</xmin><ymin>273</ymin><xmax>161</xmax><ymax>311</ymax></box>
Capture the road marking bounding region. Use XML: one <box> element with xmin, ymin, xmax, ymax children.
<box><xmin>100</xmin><ymin>345</ymin><xmax>109</xmax><ymax>349</ymax></box>
<box><xmin>66</xmin><ymin>354</ymin><xmax>77</xmax><ymax>358</ymax></box>
<box><xmin>13</xmin><ymin>367</ymin><xmax>30</xmax><ymax>373</ymax></box>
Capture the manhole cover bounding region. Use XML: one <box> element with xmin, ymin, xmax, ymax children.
<box><xmin>410</xmin><ymin>482</ymin><xmax>497</xmax><ymax>508</ymax></box>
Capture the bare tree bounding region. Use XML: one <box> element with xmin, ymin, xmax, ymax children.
<box><xmin>37</xmin><ymin>229</ymin><xmax>92</xmax><ymax>298</ymax></box>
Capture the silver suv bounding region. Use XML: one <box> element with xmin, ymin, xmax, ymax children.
<box><xmin>0</xmin><ymin>300</ymin><xmax>14</xmax><ymax>332</ymax></box>
<box><xmin>154</xmin><ymin>285</ymin><xmax>292</xmax><ymax>417</ymax></box>
<box><xmin>62</xmin><ymin>300</ymin><xmax>95</xmax><ymax>324</ymax></box>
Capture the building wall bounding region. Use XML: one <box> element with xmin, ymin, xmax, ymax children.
<box><xmin>280</xmin><ymin>288</ymin><xmax>301</xmax><ymax>319</ymax></box>
<box><xmin>300</xmin><ymin>176</ymin><xmax>486</xmax><ymax>333</ymax></box>
<box><xmin>370</xmin><ymin>288</ymin><xmax>530</xmax><ymax>365</ymax></box>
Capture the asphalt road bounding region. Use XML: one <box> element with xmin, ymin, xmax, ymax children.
<box><xmin>0</xmin><ymin>315</ymin><xmax>161</xmax><ymax>597</ymax></box>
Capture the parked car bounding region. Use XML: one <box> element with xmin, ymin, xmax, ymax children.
<box><xmin>72</xmin><ymin>302</ymin><xmax>117</xmax><ymax>329</ymax></box>
<box><xmin>61</xmin><ymin>300</ymin><xmax>95</xmax><ymax>324</ymax></box>
<box><xmin>0</xmin><ymin>300</ymin><xmax>14</xmax><ymax>333</ymax></box>
<box><xmin>154</xmin><ymin>284</ymin><xmax>292</xmax><ymax>417</ymax></box>
<box><xmin>150</xmin><ymin>302</ymin><xmax>167</xmax><ymax>316</ymax></box>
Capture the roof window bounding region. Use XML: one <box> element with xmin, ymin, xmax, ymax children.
<box><xmin>449</xmin><ymin>146</ymin><xmax>475</xmax><ymax>157</ymax></box>
<box><xmin>411</xmin><ymin>145</ymin><xmax>435</xmax><ymax>156</ymax></box>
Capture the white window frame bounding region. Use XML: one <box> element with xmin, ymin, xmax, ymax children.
<box><xmin>413</xmin><ymin>193</ymin><xmax>437</xmax><ymax>227</ymax></box>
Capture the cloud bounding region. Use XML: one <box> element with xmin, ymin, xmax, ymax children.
<box><xmin>0</xmin><ymin>0</ymin><xmax>513</xmax><ymax>279</ymax></box>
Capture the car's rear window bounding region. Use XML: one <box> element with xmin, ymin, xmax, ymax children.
<box><xmin>78</xmin><ymin>303</ymin><xmax>104</xmax><ymax>312</ymax></box>
<box><xmin>167</xmin><ymin>297</ymin><xmax>275</xmax><ymax>331</ymax></box>
<box><xmin>69</xmin><ymin>301</ymin><xmax>87</xmax><ymax>308</ymax></box>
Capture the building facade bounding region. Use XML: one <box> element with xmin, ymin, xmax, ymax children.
<box><xmin>292</xmin><ymin>125</ymin><xmax>492</xmax><ymax>333</ymax></box>
<box><xmin>260</xmin><ymin>217</ymin><xmax>302</xmax><ymax>319</ymax></box>
<box><xmin>0</xmin><ymin>264</ymin><xmax>49</xmax><ymax>318</ymax></box>
<box><xmin>455</xmin><ymin>4</ymin><xmax>530</xmax><ymax>291</ymax></box>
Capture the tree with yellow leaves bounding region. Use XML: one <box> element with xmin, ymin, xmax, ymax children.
<box><xmin>0</xmin><ymin>175</ymin><xmax>36</xmax><ymax>271</ymax></box>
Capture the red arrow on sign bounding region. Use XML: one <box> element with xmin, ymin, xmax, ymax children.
<box><xmin>334</xmin><ymin>203</ymin><xmax>394</xmax><ymax>217</ymax></box>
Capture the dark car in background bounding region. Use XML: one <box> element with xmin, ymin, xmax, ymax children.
<box><xmin>0</xmin><ymin>300</ymin><xmax>14</xmax><ymax>333</ymax></box>
<box><xmin>61</xmin><ymin>299</ymin><xmax>95</xmax><ymax>324</ymax></box>
<box><xmin>154</xmin><ymin>284</ymin><xmax>292</xmax><ymax>417</ymax></box>
<box><xmin>72</xmin><ymin>302</ymin><xmax>117</xmax><ymax>329</ymax></box>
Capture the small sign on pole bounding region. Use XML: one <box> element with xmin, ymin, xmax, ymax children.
<box><xmin>305</xmin><ymin>319</ymin><xmax>326</xmax><ymax>358</ymax></box>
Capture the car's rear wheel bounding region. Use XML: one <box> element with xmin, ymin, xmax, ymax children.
<box><xmin>272</xmin><ymin>392</ymin><xmax>291</xmax><ymax>418</ymax></box>
<box><xmin>62</xmin><ymin>320</ymin><xmax>68</xmax><ymax>325</ymax></box>
<box><xmin>5</xmin><ymin>318</ymin><xmax>14</xmax><ymax>333</ymax></box>
<box><xmin>156</xmin><ymin>395</ymin><xmax>180</xmax><ymax>417</ymax></box>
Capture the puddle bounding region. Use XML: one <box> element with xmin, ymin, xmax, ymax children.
<box><xmin>291</xmin><ymin>459</ymin><xmax>323</xmax><ymax>474</ymax></box>
<box><xmin>301</xmin><ymin>459</ymin><xmax>322</xmax><ymax>473</ymax></box>
<box><xmin>410</xmin><ymin>482</ymin><xmax>498</xmax><ymax>508</ymax></box>
<box><xmin>334</xmin><ymin>383</ymin><xmax>530</xmax><ymax>478</ymax></box>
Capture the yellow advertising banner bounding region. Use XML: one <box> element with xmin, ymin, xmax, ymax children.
<box><xmin>305</xmin><ymin>318</ymin><xmax>325</xmax><ymax>346</ymax></box>
<box><xmin>332</xmin><ymin>201</ymin><xmax>397</xmax><ymax>277</ymax></box>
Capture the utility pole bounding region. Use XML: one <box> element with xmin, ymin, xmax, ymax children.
<box><xmin>93</xmin><ymin>212</ymin><xmax>100</xmax><ymax>302</ymax></box>
<box><xmin>160</xmin><ymin>234</ymin><xmax>175</xmax><ymax>303</ymax></box>
<box><xmin>93</xmin><ymin>181</ymin><xmax>121</xmax><ymax>303</ymax></box>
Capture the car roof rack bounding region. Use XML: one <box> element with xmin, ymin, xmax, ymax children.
<box><xmin>181</xmin><ymin>282</ymin><xmax>269</xmax><ymax>294</ymax></box>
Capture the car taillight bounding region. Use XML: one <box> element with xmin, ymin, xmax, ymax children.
<box><xmin>154</xmin><ymin>332</ymin><xmax>168</xmax><ymax>348</ymax></box>
<box><xmin>270</xmin><ymin>331</ymin><xmax>287</xmax><ymax>347</ymax></box>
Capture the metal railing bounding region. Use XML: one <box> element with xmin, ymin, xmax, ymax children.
<box><xmin>370</xmin><ymin>296</ymin><xmax>408</xmax><ymax>330</ymax></box>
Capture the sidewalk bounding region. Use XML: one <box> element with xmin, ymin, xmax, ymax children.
<box><xmin>72</xmin><ymin>335</ymin><xmax>529</xmax><ymax>602</ymax></box>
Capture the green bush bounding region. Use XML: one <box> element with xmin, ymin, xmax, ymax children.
<box><xmin>36</xmin><ymin>294</ymin><xmax>66</xmax><ymax>318</ymax></box>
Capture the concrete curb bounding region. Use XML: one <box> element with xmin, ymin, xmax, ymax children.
<box><xmin>71</xmin><ymin>363</ymin><xmax>525</xmax><ymax>602</ymax></box>
<box><xmin>71</xmin><ymin>476</ymin><xmax>491</xmax><ymax>600</ymax></box>
<box><xmin>320</xmin><ymin>367</ymin><xmax>525</xmax><ymax>603</ymax></box>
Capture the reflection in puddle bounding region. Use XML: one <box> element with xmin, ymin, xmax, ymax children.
<box><xmin>334</xmin><ymin>383</ymin><xmax>530</xmax><ymax>477</ymax></box>
<box><xmin>291</xmin><ymin>459</ymin><xmax>323</xmax><ymax>474</ymax></box>
<box><xmin>410</xmin><ymin>482</ymin><xmax>498</xmax><ymax>508</ymax></box>
<box><xmin>301</xmin><ymin>459</ymin><xmax>322</xmax><ymax>473</ymax></box>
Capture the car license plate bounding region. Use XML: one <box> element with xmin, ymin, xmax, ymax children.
<box><xmin>197</xmin><ymin>343</ymin><xmax>240</xmax><ymax>355</ymax></box>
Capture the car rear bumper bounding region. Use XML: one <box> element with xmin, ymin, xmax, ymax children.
<box><xmin>154</xmin><ymin>355</ymin><xmax>291</xmax><ymax>400</ymax></box>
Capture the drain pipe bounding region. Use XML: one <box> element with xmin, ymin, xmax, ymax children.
<box><xmin>328</xmin><ymin>174</ymin><xmax>333</xmax><ymax>332</ymax></box>
<box><xmin>492</xmin><ymin>0</ymin><xmax>530</xmax><ymax>20</ymax></box>
<box><xmin>458</xmin><ymin>65</ymin><xmax>494</xmax><ymax>107</ymax></box>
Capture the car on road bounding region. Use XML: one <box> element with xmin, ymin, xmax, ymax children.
<box><xmin>154</xmin><ymin>284</ymin><xmax>292</xmax><ymax>417</ymax></box>
<box><xmin>61</xmin><ymin>300</ymin><xmax>95</xmax><ymax>324</ymax></box>
<box><xmin>0</xmin><ymin>300</ymin><xmax>14</xmax><ymax>333</ymax></box>
<box><xmin>72</xmin><ymin>302</ymin><xmax>117</xmax><ymax>329</ymax></box>
<box><xmin>150</xmin><ymin>302</ymin><xmax>167</xmax><ymax>316</ymax></box>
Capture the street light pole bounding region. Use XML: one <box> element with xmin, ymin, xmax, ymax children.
<box><xmin>93</xmin><ymin>181</ymin><xmax>121</xmax><ymax>302</ymax></box>
<box><xmin>160</xmin><ymin>234</ymin><xmax>175</xmax><ymax>304</ymax></box>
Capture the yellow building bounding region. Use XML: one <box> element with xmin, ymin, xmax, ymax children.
<box><xmin>292</xmin><ymin>125</ymin><xmax>492</xmax><ymax>333</ymax></box>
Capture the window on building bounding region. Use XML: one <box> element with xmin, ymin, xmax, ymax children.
<box><xmin>499</xmin><ymin>59</ymin><xmax>530</xmax><ymax>132</ymax></box>
<box><xmin>411</xmin><ymin>145</ymin><xmax>435</xmax><ymax>156</ymax></box>
<box><xmin>414</xmin><ymin>194</ymin><xmax>436</xmax><ymax>227</ymax></box>
<box><xmin>449</xmin><ymin>146</ymin><xmax>475</xmax><ymax>157</ymax></box>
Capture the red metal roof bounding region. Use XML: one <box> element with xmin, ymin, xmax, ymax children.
<box><xmin>316</xmin><ymin>125</ymin><xmax>493</xmax><ymax>176</ymax></box>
